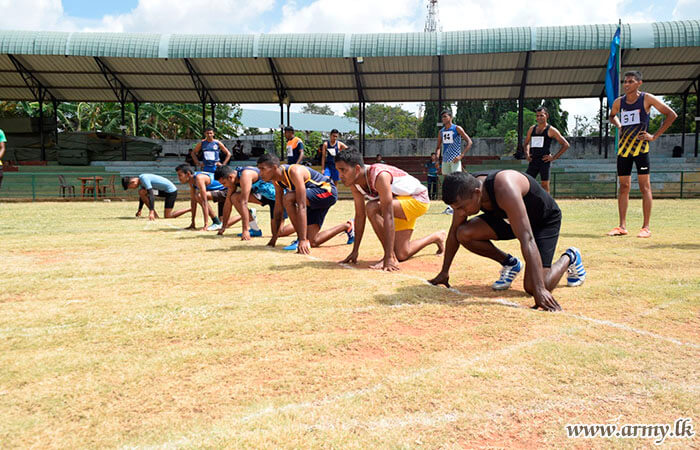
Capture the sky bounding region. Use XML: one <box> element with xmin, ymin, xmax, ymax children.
<box><xmin>1</xmin><ymin>0</ymin><xmax>697</xmax><ymax>130</ymax></box>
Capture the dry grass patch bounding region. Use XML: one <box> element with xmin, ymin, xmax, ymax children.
<box><xmin>0</xmin><ymin>199</ymin><xmax>698</xmax><ymax>448</ymax></box>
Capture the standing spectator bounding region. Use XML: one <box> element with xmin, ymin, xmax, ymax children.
<box><xmin>0</xmin><ymin>127</ymin><xmax>6</xmax><ymax>189</ymax></box>
<box><xmin>425</xmin><ymin>152</ymin><xmax>439</xmax><ymax>200</ymax></box>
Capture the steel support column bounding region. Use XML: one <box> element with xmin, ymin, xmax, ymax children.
<box><xmin>279</xmin><ymin>103</ymin><xmax>285</xmax><ymax>159</ymax></box>
<box><xmin>38</xmin><ymin>92</ymin><xmax>45</xmax><ymax>161</ymax></box>
<box><xmin>94</xmin><ymin>57</ymin><xmax>138</xmax><ymax>160</ymax></box>
<box><xmin>183</xmin><ymin>58</ymin><xmax>215</xmax><ymax>136</ymax></box>
<box><xmin>695</xmin><ymin>78</ymin><xmax>699</xmax><ymax>158</ymax></box>
<box><xmin>352</xmin><ymin>57</ymin><xmax>366</xmax><ymax>155</ymax></box>
<box><xmin>437</xmin><ymin>55</ymin><xmax>443</xmax><ymax>120</ymax></box>
<box><xmin>52</xmin><ymin>98</ymin><xmax>59</xmax><ymax>147</ymax></box>
<box><xmin>604</xmin><ymin>100</ymin><xmax>610</xmax><ymax>159</ymax></box>
<box><xmin>134</xmin><ymin>101</ymin><xmax>139</xmax><ymax>136</ymax></box>
<box><xmin>598</xmin><ymin>96</ymin><xmax>603</xmax><ymax>155</ymax></box>
<box><xmin>517</xmin><ymin>52</ymin><xmax>532</xmax><ymax>155</ymax></box>
<box><xmin>681</xmin><ymin>89</ymin><xmax>688</xmax><ymax>153</ymax></box>
<box><xmin>7</xmin><ymin>54</ymin><xmax>59</xmax><ymax>161</ymax></box>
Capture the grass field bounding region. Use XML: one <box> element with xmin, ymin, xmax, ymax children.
<box><xmin>0</xmin><ymin>198</ymin><xmax>698</xmax><ymax>448</ymax></box>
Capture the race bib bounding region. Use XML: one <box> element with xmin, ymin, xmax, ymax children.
<box><xmin>442</xmin><ymin>131</ymin><xmax>454</xmax><ymax>144</ymax></box>
<box><xmin>286</xmin><ymin>145</ymin><xmax>294</xmax><ymax>157</ymax></box>
<box><xmin>531</xmin><ymin>136</ymin><xmax>544</xmax><ymax>148</ymax></box>
<box><xmin>621</xmin><ymin>109</ymin><xmax>641</xmax><ymax>126</ymax></box>
<box><xmin>203</xmin><ymin>151</ymin><xmax>217</xmax><ymax>161</ymax></box>
<box><xmin>327</xmin><ymin>147</ymin><xmax>336</xmax><ymax>156</ymax></box>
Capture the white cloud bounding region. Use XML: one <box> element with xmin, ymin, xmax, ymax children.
<box><xmin>672</xmin><ymin>0</ymin><xmax>699</xmax><ymax>20</ymax></box>
<box><xmin>0</xmin><ymin>0</ymin><xmax>73</xmax><ymax>31</ymax></box>
<box><xmin>276</xmin><ymin>0</ymin><xmax>423</xmax><ymax>34</ymax></box>
<box><xmin>88</xmin><ymin>0</ymin><xmax>276</xmax><ymax>33</ymax></box>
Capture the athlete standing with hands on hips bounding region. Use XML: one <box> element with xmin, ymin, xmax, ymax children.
<box><xmin>607</xmin><ymin>71</ymin><xmax>676</xmax><ymax>239</ymax></box>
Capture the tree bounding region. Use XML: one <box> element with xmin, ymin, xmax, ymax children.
<box><xmin>648</xmin><ymin>94</ymin><xmax>696</xmax><ymax>134</ymax></box>
<box><xmin>455</xmin><ymin>100</ymin><xmax>484</xmax><ymax>137</ymax></box>
<box><xmin>345</xmin><ymin>104</ymin><xmax>420</xmax><ymax>139</ymax></box>
<box><xmin>301</xmin><ymin>103</ymin><xmax>335</xmax><ymax>116</ymax></box>
<box><xmin>418</xmin><ymin>102</ymin><xmax>444</xmax><ymax>138</ymax></box>
<box><xmin>0</xmin><ymin>101</ymin><xmax>243</xmax><ymax>139</ymax></box>
<box><xmin>570</xmin><ymin>115</ymin><xmax>598</xmax><ymax>137</ymax></box>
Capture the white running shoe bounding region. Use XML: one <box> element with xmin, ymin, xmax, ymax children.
<box><xmin>492</xmin><ymin>258</ymin><xmax>523</xmax><ymax>290</ymax></box>
<box><xmin>206</xmin><ymin>223</ymin><xmax>222</xmax><ymax>231</ymax></box>
<box><xmin>443</xmin><ymin>206</ymin><xmax>454</xmax><ymax>215</ymax></box>
<box><xmin>248</xmin><ymin>208</ymin><xmax>261</xmax><ymax>231</ymax></box>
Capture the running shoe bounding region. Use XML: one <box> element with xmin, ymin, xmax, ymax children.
<box><xmin>637</xmin><ymin>227</ymin><xmax>651</xmax><ymax>238</ymax></box>
<box><xmin>607</xmin><ymin>226</ymin><xmax>628</xmax><ymax>236</ymax></box>
<box><xmin>249</xmin><ymin>208</ymin><xmax>261</xmax><ymax>231</ymax></box>
<box><xmin>443</xmin><ymin>206</ymin><xmax>454</xmax><ymax>215</ymax></box>
<box><xmin>283</xmin><ymin>240</ymin><xmax>298</xmax><ymax>251</ymax></box>
<box><xmin>492</xmin><ymin>257</ymin><xmax>522</xmax><ymax>290</ymax></box>
<box><xmin>206</xmin><ymin>223</ymin><xmax>222</xmax><ymax>231</ymax></box>
<box><xmin>565</xmin><ymin>247</ymin><xmax>586</xmax><ymax>287</ymax></box>
<box><xmin>237</xmin><ymin>229</ymin><xmax>263</xmax><ymax>237</ymax></box>
<box><xmin>345</xmin><ymin>219</ymin><xmax>355</xmax><ymax>245</ymax></box>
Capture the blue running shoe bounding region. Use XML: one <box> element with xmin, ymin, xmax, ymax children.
<box><xmin>565</xmin><ymin>247</ymin><xmax>586</xmax><ymax>287</ymax></box>
<box><xmin>236</xmin><ymin>229</ymin><xmax>263</xmax><ymax>237</ymax></box>
<box><xmin>345</xmin><ymin>219</ymin><xmax>355</xmax><ymax>245</ymax></box>
<box><xmin>492</xmin><ymin>257</ymin><xmax>522</xmax><ymax>290</ymax></box>
<box><xmin>283</xmin><ymin>240</ymin><xmax>298</xmax><ymax>251</ymax></box>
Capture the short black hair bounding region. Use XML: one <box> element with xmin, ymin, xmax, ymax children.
<box><xmin>441</xmin><ymin>109</ymin><xmax>452</xmax><ymax>117</ymax></box>
<box><xmin>214</xmin><ymin>165</ymin><xmax>234</xmax><ymax>181</ymax></box>
<box><xmin>535</xmin><ymin>106</ymin><xmax>549</xmax><ymax>115</ymax></box>
<box><xmin>121</xmin><ymin>176</ymin><xmax>136</xmax><ymax>190</ymax></box>
<box><xmin>283</xmin><ymin>126</ymin><xmax>294</xmax><ymax>132</ymax></box>
<box><xmin>430</xmin><ymin>152</ymin><xmax>436</xmax><ymax>156</ymax></box>
<box><xmin>204</xmin><ymin>127</ymin><xmax>214</xmax><ymax>133</ymax></box>
<box><xmin>257</xmin><ymin>153</ymin><xmax>280</xmax><ymax>167</ymax></box>
<box><xmin>623</xmin><ymin>70</ymin><xmax>642</xmax><ymax>81</ymax></box>
<box><xmin>442</xmin><ymin>172</ymin><xmax>480</xmax><ymax>205</ymax></box>
<box><xmin>335</xmin><ymin>148</ymin><xmax>365</xmax><ymax>168</ymax></box>
<box><xmin>176</xmin><ymin>163</ymin><xmax>194</xmax><ymax>174</ymax></box>
<box><xmin>330</xmin><ymin>128</ymin><xmax>339</xmax><ymax>134</ymax></box>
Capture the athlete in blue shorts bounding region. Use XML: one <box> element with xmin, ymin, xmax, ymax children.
<box><xmin>214</xmin><ymin>165</ymin><xmax>295</xmax><ymax>240</ymax></box>
<box><xmin>257</xmin><ymin>153</ymin><xmax>354</xmax><ymax>255</ymax></box>
<box><xmin>190</xmin><ymin>127</ymin><xmax>231</xmax><ymax>173</ymax></box>
<box><xmin>321</xmin><ymin>129</ymin><xmax>347</xmax><ymax>183</ymax></box>
<box><xmin>122</xmin><ymin>174</ymin><xmax>190</xmax><ymax>220</ymax></box>
<box><xmin>176</xmin><ymin>164</ymin><xmax>228</xmax><ymax>231</ymax></box>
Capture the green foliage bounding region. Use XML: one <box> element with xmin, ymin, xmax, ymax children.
<box><xmin>455</xmin><ymin>101</ymin><xmax>483</xmax><ymax>136</ymax></box>
<box><xmin>504</xmin><ymin>130</ymin><xmax>518</xmax><ymax>154</ymax></box>
<box><xmin>304</xmin><ymin>131</ymin><xmax>324</xmax><ymax>158</ymax></box>
<box><xmin>475</xmin><ymin>109</ymin><xmax>536</xmax><ymax>138</ymax></box>
<box><xmin>301</xmin><ymin>103</ymin><xmax>335</xmax><ymax>116</ymax></box>
<box><xmin>648</xmin><ymin>94</ymin><xmax>696</xmax><ymax>134</ymax></box>
<box><xmin>418</xmin><ymin>102</ymin><xmax>444</xmax><ymax>138</ymax></box>
<box><xmin>345</xmin><ymin>104</ymin><xmax>420</xmax><ymax>139</ymax></box>
<box><xmin>0</xmin><ymin>101</ymin><xmax>242</xmax><ymax>139</ymax></box>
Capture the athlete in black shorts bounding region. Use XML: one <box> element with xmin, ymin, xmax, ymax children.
<box><xmin>524</xmin><ymin>106</ymin><xmax>569</xmax><ymax>193</ymax></box>
<box><xmin>607</xmin><ymin>71</ymin><xmax>677</xmax><ymax>238</ymax></box>
<box><xmin>429</xmin><ymin>170</ymin><xmax>586</xmax><ymax>312</ymax></box>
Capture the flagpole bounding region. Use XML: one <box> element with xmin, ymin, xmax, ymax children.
<box><xmin>615</xmin><ymin>18</ymin><xmax>622</xmax><ymax>156</ymax></box>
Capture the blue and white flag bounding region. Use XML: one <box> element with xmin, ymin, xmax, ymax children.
<box><xmin>605</xmin><ymin>27</ymin><xmax>621</xmax><ymax>106</ymax></box>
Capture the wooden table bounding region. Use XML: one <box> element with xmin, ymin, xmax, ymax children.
<box><xmin>77</xmin><ymin>176</ymin><xmax>104</xmax><ymax>198</ymax></box>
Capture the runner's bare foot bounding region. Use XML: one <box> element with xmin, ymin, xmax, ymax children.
<box><xmin>436</xmin><ymin>230</ymin><xmax>447</xmax><ymax>254</ymax></box>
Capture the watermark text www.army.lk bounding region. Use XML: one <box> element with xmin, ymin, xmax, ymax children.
<box><xmin>566</xmin><ymin>418</ymin><xmax>695</xmax><ymax>445</ymax></box>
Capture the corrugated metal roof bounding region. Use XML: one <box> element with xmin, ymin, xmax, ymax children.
<box><xmin>0</xmin><ymin>20</ymin><xmax>698</xmax><ymax>104</ymax></box>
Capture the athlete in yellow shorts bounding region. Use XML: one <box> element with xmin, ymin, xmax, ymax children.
<box><xmin>335</xmin><ymin>149</ymin><xmax>446</xmax><ymax>271</ymax></box>
<box><xmin>394</xmin><ymin>196</ymin><xmax>430</xmax><ymax>231</ymax></box>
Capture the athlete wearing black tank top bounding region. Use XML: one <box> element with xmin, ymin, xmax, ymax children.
<box><xmin>607</xmin><ymin>71</ymin><xmax>677</xmax><ymax>239</ymax></box>
<box><xmin>524</xmin><ymin>106</ymin><xmax>569</xmax><ymax>193</ymax></box>
<box><xmin>429</xmin><ymin>170</ymin><xmax>587</xmax><ymax>312</ymax></box>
